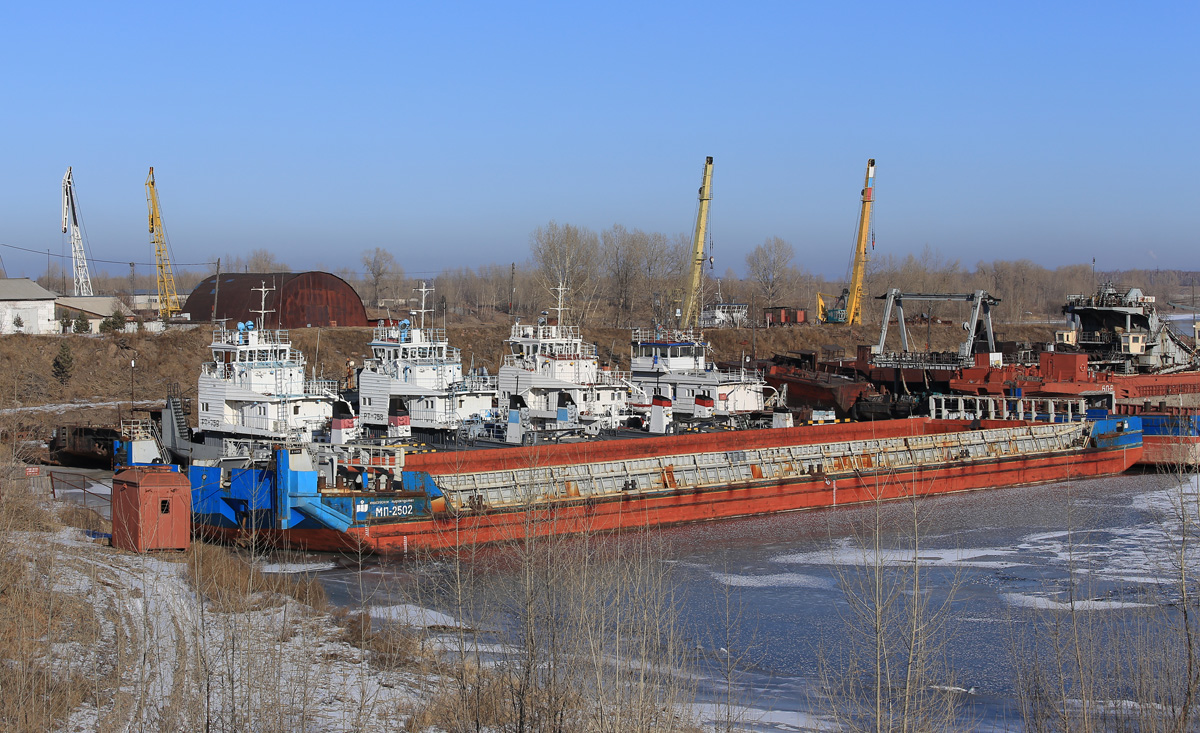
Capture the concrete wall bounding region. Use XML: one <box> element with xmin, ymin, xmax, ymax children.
<box><xmin>0</xmin><ymin>300</ymin><xmax>57</xmax><ymax>334</ymax></box>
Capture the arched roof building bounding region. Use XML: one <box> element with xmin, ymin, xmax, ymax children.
<box><xmin>182</xmin><ymin>272</ymin><xmax>368</xmax><ymax>328</ymax></box>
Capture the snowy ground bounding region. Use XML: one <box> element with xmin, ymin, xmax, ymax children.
<box><xmin>10</xmin><ymin>525</ymin><xmax>445</xmax><ymax>733</ymax></box>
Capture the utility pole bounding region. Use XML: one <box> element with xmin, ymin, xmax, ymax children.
<box><xmin>211</xmin><ymin>258</ymin><xmax>221</xmax><ymax>323</ymax></box>
<box><xmin>509</xmin><ymin>262</ymin><xmax>515</xmax><ymax>315</ymax></box>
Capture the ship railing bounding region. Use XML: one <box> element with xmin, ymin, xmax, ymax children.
<box><xmin>509</xmin><ymin>323</ymin><xmax>582</xmax><ymax>341</ymax></box>
<box><xmin>202</xmin><ymin>363</ymin><xmax>233</xmax><ymax>380</ymax></box>
<box><xmin>1077</xmin><ymin>330</ymin><xmax>1118</xmax><ymax>345</ymax></box>
<box><xmin>120</xmin><ymin>419</ymin><xmax>155</xmax><ymax>441</ymax></box>
<box><xmin>452</xmin><ymin>374</ymin><xmax>498</xmax><ymax>392</ymax></box>
<box><xmin>929</xmin><ymin>394</ymin><xmax>1093</xmax><ymax>422</ymax></box>
<box><xmin>593</xmin><ymin>369</ymin><xmax>632</xmax><ymax>386</ymax></box>
<box><xmin>211</xmin><ymin>326</ymin><xmax>291</xmax><ymax>347</ymax></box>
<box><xmin>631</xmin><ymin>327</ymin><xmax>703</xmax><ymax>344</ymax></box>
<box><xmin>336</xmin><ymin>443</ymin><xmax>404</xmax><ymax>469</ymax></box>
<box><xmin>305</xmin><ymin>379</ymin><xmax>340</xmax><ymax>396</ymax></box>
<box><xmin>371</xmin><ymin>326</ymin><xmax>447</xmax><ymax>345</ymax></box>
<box><xmin>871</xmin><ymin>351</ymin><xmax>971</xmax><ymax>370</ymax></box>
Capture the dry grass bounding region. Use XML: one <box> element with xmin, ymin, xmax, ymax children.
<box><xmin>56</xmin><ymin>503</ymin><xmax>111</xmax><ymax>534</ymax></box>
<box><xmin>186</xmin><ymin>542</ymin><xmax>328</xmax><ymax>613</ymax></box>
<box><xmin>0</xmin><ymin>479</ymin><xmax>98</xmax><ymax>732</ymax></box>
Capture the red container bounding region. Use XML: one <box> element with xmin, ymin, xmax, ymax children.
<box><xmin>111</xmin><ymin>466</ymin><xmax>191</xmax><ymax>552</ymax></box>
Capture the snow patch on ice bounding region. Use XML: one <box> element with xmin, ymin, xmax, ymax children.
<box><xmin>710</xmin><ymin>571</ymin><xmax>835</xmax><ymax>589</ymax></box>
<box><xmin>370</xmin><ymin>604</ymin><xmax>461</xmax><ymax>628</ymax></box>
<box><xmin>1001</xmin><ymin>593</ymin><xmax>1151</xmax><ymax>611</ymax></box>
<box><xmin>258</xmin><ymin>561</ymin><xmax>338</xmax><ymax>574</ymax></box>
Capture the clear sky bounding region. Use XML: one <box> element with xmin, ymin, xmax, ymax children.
<box><xmin>1</xmin><ymin>1</ymin><xmax>1195</xmax><ymax>283</ymax></box>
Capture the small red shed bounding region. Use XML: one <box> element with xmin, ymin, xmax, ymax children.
<box><xmin>111</xmin><ymin>466</ymin><xmax>191</xmax><ymax>553</ymax></box>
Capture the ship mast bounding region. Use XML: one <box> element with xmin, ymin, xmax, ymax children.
<box><xmin>551</xmin><ymin>282</ymin><xmax>569</xmax><ymax>331</ymax></box>
<box><xmin>251</xmin><ymin>280</ymin><xmax>276</xmax><ymax>330</ymax></box>
<box><xmin>413</xmin><ymin>281</ymin><xmax>433</xmax><ymax>330</ymax></box>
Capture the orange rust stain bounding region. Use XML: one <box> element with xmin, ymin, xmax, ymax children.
<box><xmin>750</xmin><ymin>464</ymin><xmax>764</xmax><ymax>480</ymax></box>
<box><xmin>662</xmin><ymin>466</ymin><xmax>678</xmax><ymax>489</ymax></box>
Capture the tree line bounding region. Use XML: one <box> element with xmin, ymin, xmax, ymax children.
<box><xmin>29</xmin><ymin>227</ymin><xmax>1200</xmax><ymax>327</ymax></box>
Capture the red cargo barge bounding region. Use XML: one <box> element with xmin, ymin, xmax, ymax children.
<box><xmin>194</xmin><ymin>416</ymin><xmax>1141</xmax><ymax>554</ymax></box>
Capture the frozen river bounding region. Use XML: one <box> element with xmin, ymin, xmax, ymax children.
<box><xmin>312</xmin><ymin>469</ymin><xmax>1197</xmax><ymax>730</ymax></box>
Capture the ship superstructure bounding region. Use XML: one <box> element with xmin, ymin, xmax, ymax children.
<box><xmin>497</xmin><ymin>287</ymin><xmax>632</xmax><ymax>441</ymax></box>
<box><xmin>196</xmin><ymin>321</ymin><xmax>353</xmax><ymax>444</ymax></box>
<box><xmin>357</xmin><ymin>283</ymin><xmax>497</xmax><ymax>441</ymax></box>
<box><xmin>1058</xmin><ymin>282</ymin><xmax>1198</xmax><ymax>373</ymax></box>
<box><xmin>629</xmin><ymin>327</ymin><xmax>772</xmax><ymax>426</ymax></box>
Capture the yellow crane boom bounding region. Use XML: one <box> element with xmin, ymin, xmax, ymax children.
<box><xmin>845</xmin><ymin>158</ymin><xmax>875</xmax><ymax>326</ymax></box>
<box><xmin>146</xmin><ymin>167</ymin><xmax>180</xmax><ymax>320</ymax></box>
<box><xmin>680</xmin><ymin>156</ymin><xmax>713</xmax><ymax>329</ymax></box>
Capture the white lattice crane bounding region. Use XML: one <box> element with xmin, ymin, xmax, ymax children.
<box><xmin>61</xmin><ymin>167</ymin><xmax>94</xmax><ymax>297</ymax></box>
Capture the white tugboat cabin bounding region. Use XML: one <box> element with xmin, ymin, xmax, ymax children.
<box><xmin>497</xmin><ymin>286</ymin><xmax>632</xmax><ymax>441</ymax></box>
<box><xmin>357</xmin><ymin>283</ymin><xmax>497</xmax><ymax>440</ymax></box>
<box><xmin>629</xmin><ymin>327</ymin><xmax>771</xmax><ymax>425</ymax></box>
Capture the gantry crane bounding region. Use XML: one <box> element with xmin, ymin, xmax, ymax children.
<box><xmin>818</xmin><ymin>159</ymin><xmax>875</xmax><ymax>325</ymax></box>
<box><xmin>680</xmin><ymin>156</ymin><xmax>714</xmax><ymax>329</ymax></box>
<box><xmin>145</xmin><ymin>167</ymin><xmax>180</xmax><ymax>319</ymax></box>
<box><xmin>61</xmin><ymin>167</ymin><xmax>94</xmax><ymax>297</ymax></box>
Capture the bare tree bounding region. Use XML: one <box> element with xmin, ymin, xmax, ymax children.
<box><xmin>361</xmin><ymin>248</ymin><xmax>398</xmax><ymax>308</ymax></box>
<box><xmin>745</xmin><ymin>237</ymin><xmax>793</xmax><ymax>307</ymax></box>
<box><xmin>530</xmin><ymin>221</ymin><xmax>601</xmax><ymax>323</ymax></box>
<box><xmin>602</xmin><ymin>225</ymin><xmax>649</xmax><ymax>327</ymax></box>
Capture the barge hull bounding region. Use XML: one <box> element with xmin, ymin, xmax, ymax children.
<box><xmin>198</xmin><ymin>436</ymin><xmax>1139</xmax><ymax>554</ymax></box>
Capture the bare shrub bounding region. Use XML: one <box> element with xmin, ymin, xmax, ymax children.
<box><xmin>186</xmin><ymin>542</ymin><xmax>328</xmax><ymax>613</ymax></box>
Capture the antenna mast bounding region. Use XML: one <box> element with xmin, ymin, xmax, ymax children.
<box><xmin>251</xmin><ymin>280</ymin><xmax>276</xmax><ymax>330</ymax></box>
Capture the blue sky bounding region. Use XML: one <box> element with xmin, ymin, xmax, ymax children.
<box><xmin>1</xmin><ymin>1</ymin><xmax>1195</xmax><ymax>283</ymax></box>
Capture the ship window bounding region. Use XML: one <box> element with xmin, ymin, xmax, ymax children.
<box><xmin>293</xmin><ymin>405</ymin><xmax>300</xmax><ymax>415</ymax></box>
<box><xmin>160</xmin><ymin>499</ymin><xmax>170</xmax><ymax>514</ymax></box>
<box><xmin>363</xmin><ymin>397</ymin><xmax>371</xmax><ymax>406</ymax></box>
<box><xmin>201</xmin><ymin>402</ymin><xmax>209</xmax><ymax>412</ymax></box>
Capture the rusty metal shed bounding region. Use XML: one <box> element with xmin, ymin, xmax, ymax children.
<box><xmin>182</xmin><ymin>272</ymin><xmax>367</xmax><ymax>328</ymax></box>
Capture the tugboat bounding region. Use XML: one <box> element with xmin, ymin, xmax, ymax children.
<box><xmin>628</xmin><ymin>326</ymin><xmax>773</xmax><ymax>430</ymax></box>
<box><xmin>496</xmin><ymin>286</ymin><xmax>633</xmax><ymax>443</ymax></box>
<box><xmin>356</xmin><ymin>282</ymin><xmax>498</xmax><ymax>444</ymax></box>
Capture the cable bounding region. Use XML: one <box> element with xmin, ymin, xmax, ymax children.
<box><xmin>0</xmin><ymin>242</ymin><xmax>217</xmax><ymax>268</ymax></box>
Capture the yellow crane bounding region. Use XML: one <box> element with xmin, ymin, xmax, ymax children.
<box><xmin>145</xmin><ymin>167</ymin><xmax>181</xmax><ymax>320</ymax></box>
<box><xmin>818</xmin><ymin>159</ymin><xmax>876</xmax><ymax>325</ymax></box>
<box><xmin>680</xmin><ymin>156</ymin><xmax>713</xmax><ymax>329</ymax></box>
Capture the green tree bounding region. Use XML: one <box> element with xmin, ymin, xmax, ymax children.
<box><xmin>72</xmin><ymin>313</ymin><xmax>89</xmax><ymax>334</ymax></box>
<box><xmin>52</xmin><ymin>342</ymin><xmax>74</xmax><ymax>385</ymax></box>
<box><xmin>99</xmin><ymin>307</ymin><xmax>127</xmax><ymax>334</ymax></box>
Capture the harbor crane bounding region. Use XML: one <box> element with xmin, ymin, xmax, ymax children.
<box><xmin>817</xmin><ymin>159</ymin><xmax>875</xmax><ymax>325</ymax></box>
<box><xmin>145</xmin><ymin>167</ymin><xmax>181</xmax><ymax>320</ymax></box>
<box><xmin>680</xmin><ymin>156</ymin><xmax>714</xmax><ymax>329</ymax></box>
<box><xmin>61</xmin><ymin>167</ymin><xmax>94</xmax><ymax>297</ymax></box>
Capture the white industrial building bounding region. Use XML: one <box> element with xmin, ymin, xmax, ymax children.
<box><xmin>0</xmin><ymin>279</ymin><xmax>59</xmax><ymax>334</ymax></box>
<box><xmin>56</xmin><ymin>296</ymin><xmax>136</xmax><ymax>334</ymax></box>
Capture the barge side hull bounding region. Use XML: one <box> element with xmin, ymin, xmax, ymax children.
<box><xmin>196</xmin><ymin>443</ymin><xmax>1138</xmax><ymax>553</ymax></box>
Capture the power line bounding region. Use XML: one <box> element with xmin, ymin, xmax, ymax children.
<box><xmin>0</xmin><ymin>242</ymin><xmax>217</xmax><ymax>268</ymax></box>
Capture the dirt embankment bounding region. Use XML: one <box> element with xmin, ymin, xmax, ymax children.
<box><xmin>0</xmin><ymin>319</ymin><xmax>1056</xmax><ymax>433</ymax></box>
